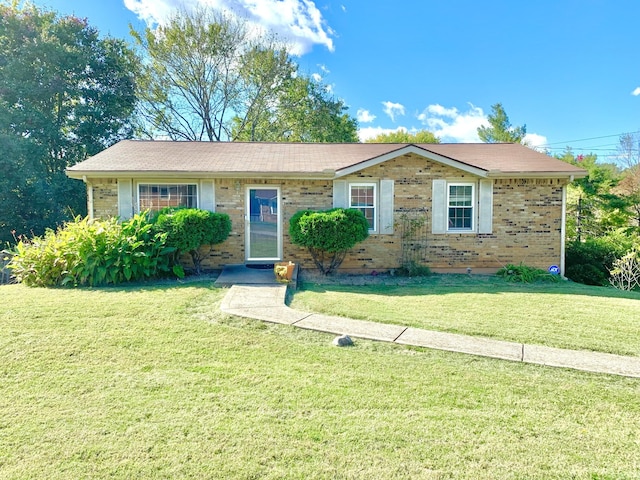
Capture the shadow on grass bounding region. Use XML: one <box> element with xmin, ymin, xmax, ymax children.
<box><xmin>15</xmin><ymin>271</ymin><xmax>225</xmax><ymax>294</ymax></box>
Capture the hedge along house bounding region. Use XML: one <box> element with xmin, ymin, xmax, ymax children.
<box><xmin>66</xmin><ymin>140</ymin><xmax>587</xmax><ymax>275</ymax></box>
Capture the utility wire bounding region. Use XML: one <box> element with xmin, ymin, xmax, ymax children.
<box><xmin>540</xmin><ymin>130</ymin><xmax>640</xmax><ymax>148</ymax></box>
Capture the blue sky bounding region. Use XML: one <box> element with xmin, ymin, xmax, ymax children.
<box><xmin>31</xmin><ymin>0</ymin><xmax>640</xmax><ymax>160</ymax></box>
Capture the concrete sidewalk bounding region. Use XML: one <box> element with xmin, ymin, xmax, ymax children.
<box><xmin>220</xmin><ymin>284</ymin><xmax>640</xmax><ymax>378</ymax></box>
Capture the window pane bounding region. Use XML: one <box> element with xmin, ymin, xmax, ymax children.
<box><xmin>449</xmin><ymin>185</ymin><xmax>472</xmax><ymax>206</ymax></box>
<box><xmin>351</xmin><ymin>186</ymin><xmax>374</xmax><ymax>207</ymax></box>
<box><xmin>350</xmin><ymin>185</ymin><xmax>375</xmax><ymax>229</ymax></box>
<box><xmin>139</xmin><ymin>184</ymin><xmax>197</xmax><ymax>212</ymax></box>
<box><xmin>357</xmin><ymin>207</ymin><xmax>374</xmax><ymax>229</ymax></box>
<box><xmin>448</xmin><ymin>207</ymin><xmax>472</xmax><ymax>229</ymax></box>
<box><xmin>447</xmin><ymin>184</ymin><xmax>473</xmax><ymax>230</ymax></box>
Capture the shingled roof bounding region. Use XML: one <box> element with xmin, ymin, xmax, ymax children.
<box><xmin>66</xmin><ymin>140</ymin><xmax>587</xmax><ymax>179</ymax></box>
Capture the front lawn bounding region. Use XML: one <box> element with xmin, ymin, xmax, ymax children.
<box><xmin>1</xmin><ymin>281</ymin><xmax>639</xmax><ymax>479</ymax></box>
<box><xmin>291</xmin><ymin>274</ymin><xmax>640</xmax><ymax>357</ymax></box>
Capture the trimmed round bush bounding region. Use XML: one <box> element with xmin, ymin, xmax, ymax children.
<box><xmin>289</xmin><ymin>208</ymin><xmax>369</xmax><ymax>274</ymax></box>
<box><xmin>152</xmin><ymin>208</ymin><xmax>231</xmax><ymax>274</ymax></box>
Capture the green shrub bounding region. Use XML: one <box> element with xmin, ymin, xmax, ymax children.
<box><xmin>152</xmin><ymin>208</ymin><xmax>231</xmax><ymax>274</ymax></box>
<box><xmin>396</xmin><ymin>260</ymin><xmax>431</xmax><ymax>277</ymax></box>
<box><xmin>496</xmin><ymin>263</ymin><xmax>560</xmax><ymax>283</ymax></box>
<box><xmin>8</xmin><ymin>215</ymin><xmax>175</xmax><ymax>287</ymax></box>
<box><xmin>565</xmin><ymin>231</ymin><xmax>636</xmax><ymax>286</ymax></box>
<box><xmin>289</xmin><ymin>208</ymin><xmax>369</xmax><ymax>275</ymax></box>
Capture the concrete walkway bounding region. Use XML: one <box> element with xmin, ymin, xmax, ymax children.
<box><xmin>219</xmin><ymin>283</ymin><xmax>640</xmax><ymax>379</ymax></box>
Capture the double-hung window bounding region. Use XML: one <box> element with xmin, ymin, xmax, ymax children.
<box><xmin>447</xmin><ymin>183</ymin><xmax>474</xmax><ymax>231</ymax></box>
<box><xmin>138</xmin><ymin>183</ymin><xmax>198</xmax><ymax>213</ymax></box>
<box><xmin>350</xmin><ymin>183</ymin><xmax>376</xmax><ymax>231</ymax></box>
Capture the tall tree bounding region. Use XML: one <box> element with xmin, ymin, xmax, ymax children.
<box><xmin>365</xmin><ymin>129</ymin><xmax>440</xmax><ymax>143</ymax></box>
<box><xmin>559</xmin><ymin>148</ymin><xmax>626</xmax><ymax>240</ymax></box>
<box><xmin>233</xmin><ymin>75</ymin><xmax>358</xmax><ymax>142</ymax></box>
<box><xmin>0</xmin><ymin>2</ymin><xmax>137</xmax><ymax>242</ymax></box>
<box><xmin>613</xmin><ymin>133</ymin><xmax>640</xmax><ymax>227</ymax></box>
<box><xmin>477</xmin><ymin>103</ymin><xmax>527</xmax><ymax>143</ymax></box>
<box><xmin>132</xmin><ymin>8</ymin><xmax>358</xmax><ymax>143</ymax></box>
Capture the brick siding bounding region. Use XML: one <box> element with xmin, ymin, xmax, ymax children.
<box><xmin>87</xmin><ymin>153</ymin><xmax>567</xmax><ymax>273</ymax></box>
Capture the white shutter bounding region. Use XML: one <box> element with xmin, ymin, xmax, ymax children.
<box><xmin>333</xmin><ymin>180</ymin><xmax>348</xmax><ymax>208</ymax></box>
<box><xmin>117</xmin><ymin>179</ymin><xmax>133</xmax><ymax>220</ymax></box>
<box><xmin>199</xmin><ymin>180</ymin><xmax>215</xmax><ymax>212</ymax></box>
<box><xmin>431</xmin><ymin>179</ymin><xmax>447</xmax><ymax>234</ymax></box>
<box><xmin>478</xmin><ymin>179</ymin><xmax>493</xmax><ymax>234</ymax></box>
<box><xmin>379</xmin><ymin>179</ymin><xmax>394</xmax><ymax>234</ymax></box>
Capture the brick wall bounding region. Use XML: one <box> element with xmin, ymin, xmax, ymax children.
<box><xmin>86</xmin><ymin>152</ymin><xmax>568</xmax><ymax>273</ymax></box>
<box><xmin>90</xmin><ymin>179</ymin><xmax>118</xmax><ymax>219</ymax></box>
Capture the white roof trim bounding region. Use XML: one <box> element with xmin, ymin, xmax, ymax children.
<box><xmin>486</xmin><ymin>171</ymin><xmax>588</xmax><ymax>179</ymax></box>
<box><xmin>66</xmin><ymin>170</ymin><xmax>336</xmax><ymax>180</ymax></box>
<box><xmin>334</xmin><ymin>145</ymin><xmax>489</xmax><ymax>178</ymax></box>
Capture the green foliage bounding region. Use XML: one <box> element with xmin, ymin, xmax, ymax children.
<box><xmin>234</xmin><ymin>74</ymin><xmax>359</xmax><ymax>143</ymax></box>
<box><xmin>396</xmin><ymin>261</ymin><xmax>432</xmax><ymax>277</ymax></box>
<box><xmin>365</xmin><ymin>129</ymin><xmax>440</xmax><ymax>143</ymax></box>
<box><xmin>152</xmin><ymin>208</ymin><xmax>231</xmax><ymax>274</ymax></box>
<box><xmin>132</xmin><ymin>8</ymin><xmax>357</xmax><ymax>143</ymax></box>
<box><xmin>559</xmin><ymin>148</ymin><xmax>627</xmax><ymax>240</ymax></box>
<box><xmin>8</xmin><ymin>215</ymin><xmax>174</xmax><ymax>287</ymax></box>
<box><xmin>565</xmin><ymin>231</ymin><xmax>637</xmax><ymax>286</ymax></box>
<box><xmin>289</xmin><ymin>208</ymin><xmax>369</xmax><ymax>275</ymax></box>
<box><xmin>477</xmin><ymin>103</ymin><xmax>526</xmax><ymax>144</ymax></box>
<box><xmin>289</xmin><ymin>209</ymin><xmax>369</xmax><ymax>252</ymax></box>
<box><xmin>614</xmin><ymin>133</ymin><xmax>640</xmax><ymax>227</ymax></box>
<box><xmin>0</xmin><ymin>3</ymin><xmax>138</xmax><ymax>243</ymax></box>
<box><xmin>496</xmin><ymin>263</ymin><xmax>560</xmax><ymax>283</ymax></box>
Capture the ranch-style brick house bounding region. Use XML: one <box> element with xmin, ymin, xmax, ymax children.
<box><xmin>66</xmin><ymin>140</ymin><xmax>587</xmax><ymax>275</ymax></box>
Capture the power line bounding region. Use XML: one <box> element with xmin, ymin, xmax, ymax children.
<box><xmin>544</xmin><ymin>146</ymin><xmax>623</xmax><ymax>152</ymax></box>
<box><xmin>540</xmin><ymin>130</ymin><xmax>640</xmax><ymax>147</ymax></box>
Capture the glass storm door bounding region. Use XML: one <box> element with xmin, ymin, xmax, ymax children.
<box><xmin>246</xmin><ymin>187</ymin><xmax>281</xmax><ymax>261</ymax></box>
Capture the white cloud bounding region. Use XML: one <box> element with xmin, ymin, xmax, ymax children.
<box><xmin>123</xmin><ymin>0</ymin><xmax>334</xmax><ymax>55</ymax></box>
<box><xmin>311</xmin><ymin>72</ymin><xmax>322</xmax><ymax>82</ymax></box>
<box><xmin>423</xmin><ymin>104</ymin><xmax>459</xmax><ymax>118</ymax></box>
<box><xmin>416</xmin><ymin>103</ymin><xmax>548</xmax><ymax>146</ymax></box>
<box><xmin>358</xmin><ymin>126</ymin><xmax>408</xmax><ymax>142</ymax></box>
<box><xmin>382</xmin><ymin>101</ymin><xmax>405</xmax><ymax>122</ymax></box>
<box><xmin>417</xmin><ymin>103</ymin><xmax>486</xmax><ymax>142</ymax></box>
<box><xmin>632</xmin><ymin>87</ymin><xmax>640</xmax><ymax>96</ymax></box>
<box><xmin>523</xmin><ymin>133</ymin><xmax>548</xmax><ymax>150</ymax></box>
<box><xmin>357</xmin><ymin>109</ymin><xmax>376</xmax><ymax>123</ymax></box>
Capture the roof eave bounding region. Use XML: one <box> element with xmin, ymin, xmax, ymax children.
<box><xmin>65</xmin><ymin>169</ymin><xmax>336</xmax><ymax>181</ymax></box>
<box><xmin>486</xmin><ymin>171</ymin><xmax>589</xmax><ymax>179</ymax></box>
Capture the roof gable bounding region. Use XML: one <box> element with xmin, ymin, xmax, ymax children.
<box><xmin>334</xmin><ymin>144</ymin><xmax>489</xmax><ymax>178</ymax></box>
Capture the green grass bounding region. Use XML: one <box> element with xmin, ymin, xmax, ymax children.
<box><xmin>1</xmin><ymin>281</ymin><xmax>640</xmax><ymax>479</ymax></box>
<box><xmin>291</xmin><ymin>275</ymin><xmax>640</xmax><ymax>357</ymax></box>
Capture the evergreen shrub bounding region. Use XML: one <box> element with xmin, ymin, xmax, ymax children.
<box><xmin>565</xmin><ymin>231</ymin><xmax>635</xmax><ymax>286</ymax></box>
<box><xmin>289</xmin><ymin>208</ymin><xmax>369</xmax><ymax>275</ymax></box>
<box><xmin>152</xmin><ymin>208</ymin><xmax>231</xmax><ymax>274</ymax></box>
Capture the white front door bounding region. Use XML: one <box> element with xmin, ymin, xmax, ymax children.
<box><xmin>246</xmin><ymin>186</ymin><xmax>281</xmax><ymax>262</ymax></box>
